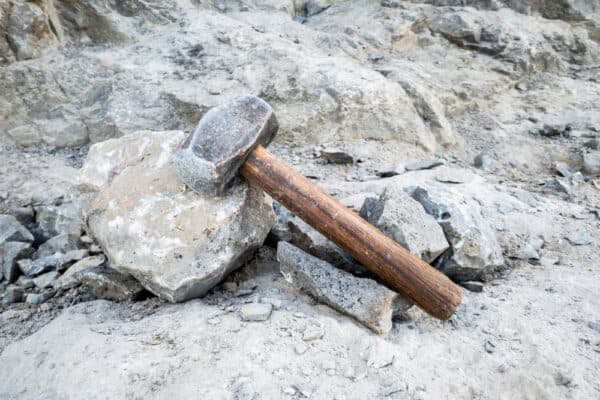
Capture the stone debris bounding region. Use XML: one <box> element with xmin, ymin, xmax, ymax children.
<box><xmin>33</xmin><ymin>203</ymin><xmax>82</xmax><ymax>241</ymax></box>
<box><xmin>302</xmin><ymin>323</ymin><xmax>325</xmax><ymax>341</ymax></box>
<box><xmin>25</xmin><ymin>290</ymin><xmax>54</xmax><ymax>305</ymax></box>
<box><xmin>473</xmin><ymin>153</ymin><xmax>497</xmax><ymax>172</ymax></box>
<box><xmin>555</xmin><ymin>162</ymin><xmax>575</xmax><ymax>178</ymax></box>
<box><xmin>565</xmin><ymin>231</ymin><xmax>593</xmax><ymax>246</ymax></box>
<box><xmin>24</xmin><ymin>254</ymin><xmax>65</xmax><ymax>277</ymax></box>
<box><xmin>461</xmin><ymin>281</ymin><xmax>484</xmax><ymax>293</ymax></box>
<box><xmin>511</xmin><ymin>236</ymin><xmax>544</xmax><ymax>260</ymax></box>
<box><xmin>410</xmin><ymin>183</ymin><xmax>505</xmax><ymax>282</ymax></box>
<box><xmin>33</xmin><ymin>271</ymin><xmax>60</xmax><ymax>289</ymax></box>
<box><xmin>360</xmin><ymin>186</ymin><xmax>449</xmax><ymax>263</ymax></box>
<box><xmin>1</xmin><ymin>241</ymin><xmax>34</xmax><ymax>282</ymax></box>
<box><xmin>34</xmin><ymin>234</ymin><xmax>81</xmax><ymax>259</ymax></box>
<box><xmin>3</xmin><ymin>286</ymin><xmax>25</xmax><ymax>305</ymax></box>
<box><xmin>0</xmin><ymin>215</ymin><xmax>34</xmax><ymax>244</ymax></box>
<box><xmin>278</xmin><ymin>242</ymin><xmax>412</xmax><ymax>335</ymax></box>
<box><xmin>54</xmin><ymin>255</ymin><xmax>106</xmax><ymax>290</ymax></box>
<box><xmin>74</xmin><ymin>267</ymin><xmax>146</xmax><ymax>302</ymax></box>
<box><xmin>320</xmin><ymin>148</ymin><xmax>355</xmax><ymax>164</ymax></box>
<box><xmin>582</xmin><ymin>151</ymin><xmax>600</xmax><ymax>176</ymax></box>
<box><xmin>75</xmin><ymin>130</ymin><xmax>275</xmax><ymax>302</ymax></box>
<box><xmin>239</xmin><ymin>302</ymin><xmax>273</xmax><ymax>322</ymax></box>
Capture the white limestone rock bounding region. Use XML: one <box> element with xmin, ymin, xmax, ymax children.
<box><xmin>74</xmin><ymin>130</ymin><xmax>275</xmax><ymax>302</ymax></box>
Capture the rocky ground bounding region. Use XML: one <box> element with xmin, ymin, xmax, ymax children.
<box><xmin>1</xmin><ymin>0</ymin><xmax>599</xmax><ymax>399</ymax></box>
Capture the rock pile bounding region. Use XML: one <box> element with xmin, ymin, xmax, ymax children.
<box><xmin>0</xmin><ymin>208</ymin><xmax>143</xmax><ymax>308</ymax></box>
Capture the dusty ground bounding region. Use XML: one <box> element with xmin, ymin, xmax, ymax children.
<box><xmin>1</xmin><ymin>0</ymin><xmax>600</xmax><ymax>399</ymax></box>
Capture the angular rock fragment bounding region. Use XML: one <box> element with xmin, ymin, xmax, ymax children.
<box><xmin>75</xmin><ymin>130</ymin><xmax>274</xmax><ymax>302</ymax></box>
<box><xmin>0</xmin><ymin>215</ymin><xmax>34</xmax><ymax>244</ymax></box>
<box><xmin>54</xmin><ymin>255</ymin><xmax>106</xmax><ymax>290</ymax></box>
<box><xmin>74</xmin><ymin>267</ymin><xmax>146</xmax><ymax>302</ymax></box>
<box><xmin>461</xmin><ymin>281</ymin><xmax>484</xmax><ymax>293</ymax></box>
<box><xmin>239</xmin><ymin>303</ymin><xmax>273</xmax><ymax>322</ymax></box>
<box><xmin>410</xmin><ymin>183</ymin><xmax>505</xmax><ymax>281</ymax></box>
<box><xmin>34</xmin><ymin>203</ymin><xmax>83</xmax><ymax>240</ymax></box>
<box><xmin>474</xmin><ymin>153</ymin><xmax>497</xmax><ymax>172</ymax></box>
<box><xmin>277</xmin><ymin>242</ymin><xmax>411</xmax><ymax>335</ymax></box>
<box><xmin>360</xmin><ymin>186</ymin><xmax>449</xmax><ymax>263</ymax></box>
<box><xmin>25</xmin><ymin>290</ymin><xmax>54</xmax><ymax>305</ymax></box>
<box><xmin>3</xmin><ymin>286</ymin><xmax>25</xmax><ymax>304</ymax></box>
<box><xmin>24</xmin><ymin>254</ymin><xmax>64</xmax><ymax>277</ymax></box>
<box><xmin>34</xmin><ymin>234</ymin><xmax>81</xmax><ymax>259</ymax></box>
<box><xmin>320</xmin><ymin>147</ymin><xmax>354</xmax><ymax>164</ymax></box>
<box><xmin>33</xmin><ymin>271</ymin><xmax>60</xmax><ymax>289</ymax></box>
<box><xmin>565</xmin><ymin>231</ymin><xmax>592</xmax><ymax>246</ymax></box>
<box><xmin>0</xmin><ymin>241</ymin><xmax>34</xmax><ymax>282</ymax></box>
<box><xmin>583</xmin><ymin>151</ymin><xmax>600</xmax><ymax>175</ymax></box>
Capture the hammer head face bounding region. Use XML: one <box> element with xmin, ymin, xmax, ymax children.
<box><xmin>175</xmin><ymin>96</ymin><xmax>278</xmax><ymax>196</ymax></box>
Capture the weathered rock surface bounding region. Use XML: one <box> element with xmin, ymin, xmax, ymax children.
<box><xmin>33</xmin><ymin>202</ymin><xmax>83</xmax><ymax>241</ymax></box>
<box><xmin>582</xmin><ymin>151</ymin><xmax>600</xmax><ymax>175</ymax></box>
<box><xmin>277</xmin><ymin>242</ymin><xmax>412</xmax><ymax>335</ymax></box>
<box><xmin>75</xmin><ymin>266</ymin><xmax>146</xmax><ymax>302</ymax></box>
<box><xmin>75</xmin><ymin>130</ymin><xmax>275</xmax><ymax>302</ymax></box>
<box><xmin>360</xmin><ymin>186</ymin><xmax>449</xmax><ymax>263</ymax></box>
<box><xmin>239</xmin><ymin>302</ymin><xmax>273</xmax><ymax>321</ymax></box>
<box><xmin>34</xmin><ymin>233</ymin><xmax>81</xmax><ymax>259</ymax></box>
<box><xmin>54</xmin><ymin>254</ymin><xmax>106</xmax><ymax>290</ymax></box>
<box><xmin>410</xmin><ymin>183</ymin><xmax>505</xmax><ymax>281</ymax></box>
<box><xmin>0</xmin><ymin>215</ymin><xmax>34</xmax><ymax>244</ymax></box>
<box><xmin>0</xmin><ymin>241</ymin><xmax>34</xmax><ymax>282</ymax></box>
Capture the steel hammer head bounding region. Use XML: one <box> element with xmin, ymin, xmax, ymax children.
<box><xmin>175</xmin><ymin>96</ymin><xmax>278</xmax><ymax>196</ymax></box>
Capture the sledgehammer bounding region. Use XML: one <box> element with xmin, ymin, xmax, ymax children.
<box><xmin>175</xmin><ymin>96</ymin><xmax>463</xmax><ymax>320</ymax></box>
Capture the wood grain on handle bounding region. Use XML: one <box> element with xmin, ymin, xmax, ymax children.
<box><xmin>241</xmin><ymin>145</ymin><xmax>463</xmax><ymax>320</ymax></box>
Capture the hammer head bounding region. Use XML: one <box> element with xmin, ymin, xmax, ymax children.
<box><xmin>175</xmin><ymin>96</ymin><xmax>278</xmax><ymax>196</ymax></box>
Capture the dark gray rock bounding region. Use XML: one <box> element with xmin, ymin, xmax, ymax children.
<box><xmin>461</xmin><ymin>281</ymin><xmax>484</xmax><ymax>293</ymax></box>
<box><xmin>75</xmin><ymin>267</ymin><xmax>146</xmax><ymax>302</ymax></box>
<box><xmin>319</xmin><ymin>148</ymin><xmax>354</xmax><ymax>164</ymax></box>
<box><xmin>277</xmin><ymin>242</ymin><xmax>412</xmax><ymax>335</ymax></box>
<box><xmin>3</xmin><ymin>286</ymin><xmax>25</xmax><ymax>304</ymax></box>
<box><xmin>360</xmin><ymin>186</ymin><xmax>449</xmax><ymax>263</ymax></box>
<box><xmin>0</xmin><ymin>215</ymin><xmax>34</xmax><ymax>244</ymax></box>
<box><xmin>175</xmin><ymin>96</ymin><xmax>278</xmax><ymax>196</ymax></box>
<box><xmin>24</xmin><ymin>254</ymin><xmax>64</xmax><ymax>277</ymax></box>
<box><xmin>34</xmin><ymin>234</ymin><xmax>81</xmax><ymax>259</ymax></box>
<box><xmin>34</xmin><ymin>203</ymin><xmax>83</xmax><ymax>241</ymax></box>
<box><xmin>0</xmin><ymin>241</ymin><xmax>34</xmax><ymax>282</ymax></box>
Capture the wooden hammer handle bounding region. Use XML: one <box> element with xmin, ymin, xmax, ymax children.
<box><xmin>241</xmin><ymin>145</ymin><xmax>463</xmax><ymax>320</ymax></box>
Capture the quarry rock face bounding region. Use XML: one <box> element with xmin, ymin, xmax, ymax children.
<box><xmin>75</xmin><ymin>130</ymin><xmax>275</xmax><ymax>302</ymax></box>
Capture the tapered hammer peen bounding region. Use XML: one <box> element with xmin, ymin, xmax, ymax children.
<box><xmin>175</xmin><ymin>96</ymin><xmax>463</xmax><ymax>320</ymax></box>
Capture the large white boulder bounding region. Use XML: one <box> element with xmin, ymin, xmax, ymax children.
<box><xmin>75</xmin><ymin>130</ymin><xmax>275</xmax><ymax>302</ymax></box>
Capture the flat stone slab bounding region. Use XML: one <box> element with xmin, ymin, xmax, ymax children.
<box><xmin>75</xmin><ymin>130</ymin><xmax>275</xmax><ymax>302</ymax></box>
<box><xmin>277</xmin><ymin>242</ymin><xmax>411</xmax><ymax>335</ymax></box>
